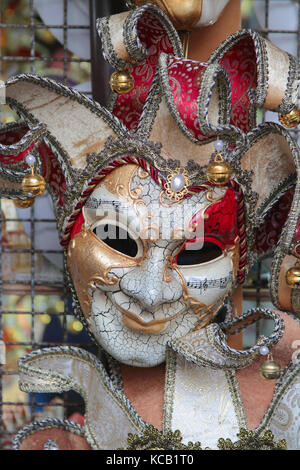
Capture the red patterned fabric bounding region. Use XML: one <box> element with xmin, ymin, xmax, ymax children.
<box><xmin>0</xmin><ymin>125</ymin><xmax>67</xmax><ymax>207</ymax></box>
<box><xmin>254</xmin><ymin>188</ymin><xmax>294</xmax><ymax>254</ymax></box>
<box><xmin>112</xmin><ymin>19</ymin><xmax>258</xmax><ymax>137</ymax></box>
<box><xmin>168</xmin><ymin>56</ymin><xmax>207</xmax><ymax>140</ymax></box>
<box><xmin>112</xmin><ymin>12</ymin><xmax>174</xmax><ymax>130</ymax></box>
<box><xmin>204</xmin><ymin>187</ymin><xmax>239</xmax><ymax>247</ymax></box>
<box><xmin>0</xmin><ymin>125</ymin><xmax>34</xmax><ymax>164</ymax></box>
<box><xmin>181</xmin><ymin>187</ymin><xmax>239</xmax><ymax>252</ymax></box>
<box><xmin>155</xmin><ymin>39</ymin><xmax>257</xmax><ymax>141</ymax></box>
<box><xmin>38</xmin><ymin>141</ymin><xmax>67</xmax><ymax>207</ymax></box>
<box><xmin>220</xmin><ymin>36</ymin><xmax>257</xmax><ymax>133</ymax></box>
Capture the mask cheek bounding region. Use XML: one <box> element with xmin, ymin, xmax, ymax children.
<box><xmin>67</xmin><ymin>230</ymin><xmax>138</xmax><ymax>324</ymax></box>
<box><xmin>177</xmin><ymin>254</ymin><xmax>236</xmax><ymax>308</ymax></box>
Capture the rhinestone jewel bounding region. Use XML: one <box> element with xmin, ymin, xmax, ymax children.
<box><xmin>25</xmin><ymin>154</ymin><xmax>36</xmax><ymax>166</ymax></box>
<box><xmin>214</xmin><ymin>139</ymin><xmax>224</xmax><ymax>152</ymax></box>
<box><xmin>170</xmin><ymin>173</ymin><xmax>186</xmax><ymax>192</ymax></box>
<box><xmin>259</xmin><ymin>346</ymin><xmax>269</xmax><ymax>356</ymax></box>
<box><xmin>165</xmin><ymin>167</ymin><xmax>191</xmax><ymax>202</ymax></box>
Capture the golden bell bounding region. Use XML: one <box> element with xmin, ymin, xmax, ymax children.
<box><xmin>110</xmin><ymin>70</ymin><xmax>134</xmax><ymax>94</ymax></box>
<box><xmin>13</xmin><ymin>198</ymin><xmax>35</xmax><ymax>209</ymax></box>
<box><xmin>278</xmin><ymin>107</ymin><xmax>300</xmax><ymax>128</ymax></box>
<box><xmin>22</xmin><ymin>170</ymin><xmax>46</xmax><ymax>198</ymax></box>
<box><xmin>259</xmin><ymin>358</ymin><xmax>281</xmax><ymax>380</ymax></box>
<box><xmin>134</xmin><ymin>0</ymin><xmax>203</xmax><ymax>30</ymax></box>
<box><xmin>206</xmin><ymin>154</ymin><xmax>232</xmax><ymax>185</ymax></box>
<box><xmin>286</xmin><ymin>264</ymin><xmax>300</xmax><ymax>288</ymax></box>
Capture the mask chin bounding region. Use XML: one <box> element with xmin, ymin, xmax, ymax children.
<box><xmin>88</xmin><ymin>288</ymin><xmax>201</xmax><ymax>367</ymax></box>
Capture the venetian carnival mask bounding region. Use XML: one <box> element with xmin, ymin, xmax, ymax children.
<box><xmin>0</xmin><ymin>4</ymin><xmax>300</xmax><ymax>368</ymax></box>
<box><xmin>67</xmin><ymin>163</ymin><xmax>239</xmax><ymax>366</ymax></box>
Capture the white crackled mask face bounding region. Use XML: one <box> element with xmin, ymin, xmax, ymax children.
<box><xmin>67</xmin><ymin>164</ymin><xmax>239</xmax><ymax>367</ymax></box>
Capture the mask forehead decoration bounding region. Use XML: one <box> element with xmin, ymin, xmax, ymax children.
<box><xmin>0</xmin><ymin>3</ymin><xmax>300</xmax><ymax>366</ymax></box>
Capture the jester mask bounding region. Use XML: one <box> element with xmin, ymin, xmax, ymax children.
<box><xmin>0</xmin><ymin>4</ymin><xmax>300</xmax><ymax>370</ymax></box>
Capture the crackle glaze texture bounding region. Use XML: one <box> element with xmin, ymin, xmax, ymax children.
<box><xmin>67</xmin><ymin>165</ymin><xmax>239</xmax><ymax>367</ymax></box>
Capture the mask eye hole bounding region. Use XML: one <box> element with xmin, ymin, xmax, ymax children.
<box><xmin>93</xmin><ymin>223</ymin><xmax>139</xmax><ymax>258</ymax></box>
<box><xmin>175</xmin><ymin>241</ymin><xmax>223</xmax><ymax>266</ymax></box>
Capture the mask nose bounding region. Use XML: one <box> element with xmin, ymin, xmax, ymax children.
<box><xmin>120</xmin><ymin>244</ymin><xmax>183</xmax><ymax>310</ymax></box>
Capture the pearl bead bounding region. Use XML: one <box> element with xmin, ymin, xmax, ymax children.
<box><xmin>170</xmin><ymin>174</ymin><xmax>185</xmax><ymax>192</ymax></box>
<box><xmin>214</xmin><ymin>140</ymin><xmax>224</xmax><ymax>152</ymax></box>
<box><xmin>260</xmin><ymin>346</ymin><xmax>269</xmax><ymax>356</ymax></box>
<box><xmin>25</xmin><ymin>154</ymin><xmax>36</xmax><ymax>166</ymax></box>
<box><xmin>27</xmin><ymin>192</ymin><xmax>33</xmax><ymax>198</ymax></box>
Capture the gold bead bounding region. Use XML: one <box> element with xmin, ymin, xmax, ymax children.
<box><xmin>13</xmin><ymin>198</ymin><xmax>35</xmax><ymax>209</ymax></box>
<box><xmin>110</xmin><ymin>70</ymin><xmax>134</xmax><ymax>94</ymax></box>
<box><xmin>278</xmin><ymin>108</ymin><xmax>300</xmax><ymax>128</ymax></box>
<box><xmin>259</xmin><ymin>358</ymin><xmax>281</xmax><ymax>380</ymax></box>
<box><xmin>286</xmin><ymin>264</ymin><xmax>300</xmax><ymax>288</ymax></box>
<box><xmin>22</xmin><ymin>172</ymin><xmax>46</xmax><ymax>198</ymax></box>
<box><xmin>206</xmin><ymin>154</ymin><xmax>232</xmax><ymax>185</ymax></box>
